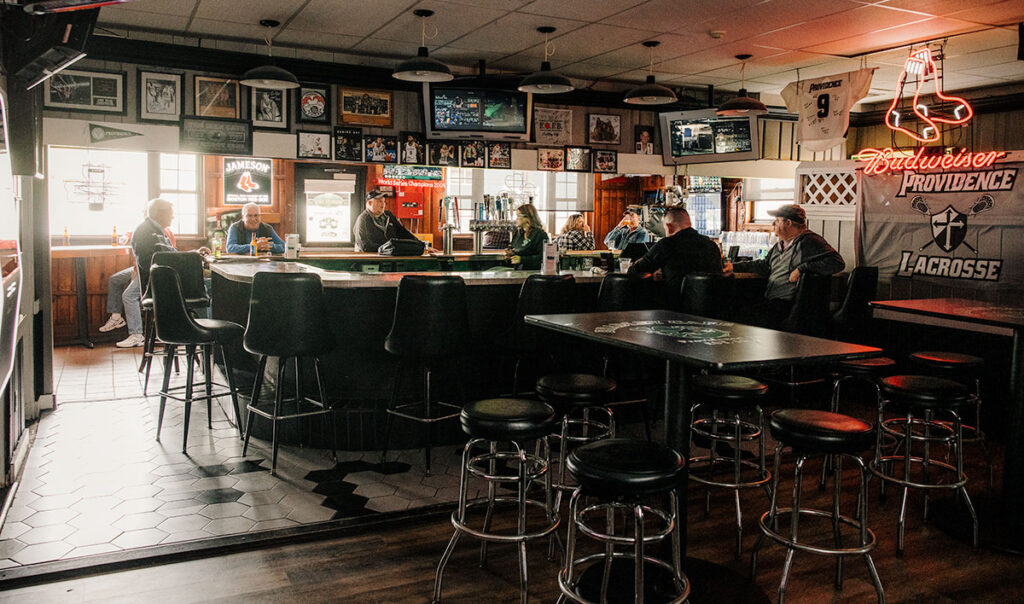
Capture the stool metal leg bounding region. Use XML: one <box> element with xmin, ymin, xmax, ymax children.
<box><xmin>312</xmin><ymin>357</ymin><xmax>337</xmax><ymax>461</ymax></box>
<box><xmin>219</xmin><ymin>345</ymin><xmax>242</xmax><ymax>437</ymax></box>
<box><xmin>182</xmin><ymin>345</ymin><xmax>196</xmax><ymax>453</ymax></box>
<box><xmin>270</xmin><ymin>358</ymin><xmax>286</xmax><ymax>473</ymax></box>
<box><xmin>480</xmin><ymin>440</ymin><xmax>498</xmax><ymax>566</ymax></box>
<box><xmin>778</xmin><ymin>456</ymin><xmax>806</xmax><ymax>604</ymax></box>
<box><xmin>156</xmin><ymin>343</ymin><xmax>176</xmax><ymax>442</ymax></box>
<box><xmin>751</xmin><ymin>441</ymin><xmax>784</xmax><ymax>578</ymax></box>
<box><xmin>379</xmin><ymin>361</ymin><xmax>402</xmax><ymax>463</ymax></box>
<box><xmin>634</xmin><ymin>503</ymin><xmax>645</xmax><ymax>604</ymax></box>
<box><xmin>204</xmin><ymin>344</ymin><xmax>214</xmax><ymax>429</ymax></box>
<box><xmin>242</xmin><ymin>355</ymin><xmax>267</xmax><ymax>457</ymax></box>
<box><xmin>432</xmin><ymin>440</ymin><xmax>473</xmax><ymax>604</ymax></box>
<box><xmin>516</xmin><ymin>443</ymin><xmax>529</xmax><ymax>604</ymax></box>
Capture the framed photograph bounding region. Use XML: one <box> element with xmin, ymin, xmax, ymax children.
<box><xmin>194</xmin><ymin>76</ymin><xmax>239</xmax><ymax>119</ymax></box>
<box><xmin>537</xmin><ymin>148</ymin><xmax>564</xmax><ymax>171</ymax></box>
<box><xmin>586</xmin><ymin>113</ymin><xmax>621</xmax><ymax>145</ymax></box>
<box><xmin>399</xmin><ymin>131</ymin><xmax>425</xmax><ymax>165</ymax></box>
<box><xmin>333</xmin><ymin>126</ymin><xmax>362</xmax><ymax>162</ymax></box>
<box><xmin>459</xmin><ymin>141</ymin><xmax>485</xmax><ymax>168</ymax></box>
<box><xmin>296</xmin><ymin>84</ymin><xmax>331</xmax><ymax>124</ymax></box>
<box><xmin>488</xmin><ymin>142</ymin><xmax>512</xmax><ymax>169</ymax></box>
<box><xmin>428</xmin><ymin>141</ymin><xmax>458</xmax><ymax>166</ymax></box>
<box><xmin>44</xmin><ymin>69</ymin><xmax>125</xmax><ymax>114</ymax></box>
<box><xmin>251</xmin><ymin>87</ymin><xmax>289</xmax><ymax>130</ymax></box>
<box><xmin>137</xmin><ymin>70</ymin><xmax>182</xmax><ymax>122</ymax></box>
<box><xmin>364</xmin><ymin>134</ymin><xmax>397</xmax><ymax>163</ymax></box>
<box><xmin>635</xmin><ymin>124</ymin><xmax>655</xmax><ymax>155</ymax></box>
<box><xmin>340</xmin><ymin>88</ymin><xmax>393</xmax><ymax>127</ymax></box>
<box><xmin>297</xmin><ymin>131</ymin><xmax>331</xmax><ymax>159</ymax></box>
<box><xmin>564</xmin><ymin>146</ymin><xmax>592</xmax><ymax>172</ymax></box>
<box><xmin>534</xmin><ymin>107</ymin><xmax>572</xmax><ymax>146</ymax></box>
<box><xmin>593</xmin><ymin>150</ymin><xmax>618</xmax><ymax>174</ymax></box>
<box><xmin>180</xmin><ymin>117</ymin><xmax>252</xmax><ymax>155</ymax></box>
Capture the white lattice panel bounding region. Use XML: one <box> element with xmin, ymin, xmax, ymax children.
<box><xmin>800</xmin><ymin>171</ymin><xmax>857</xmax><ymax>206</ymax></box>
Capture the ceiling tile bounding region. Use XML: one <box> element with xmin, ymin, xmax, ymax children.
<box><xmin>599</xmin><ymin>0</ymin><xmax>764</xmax><ymax>33</ymax></box>
<box><xmin>693</xmin><ymin>0</ymin><xmax>864</xmax><ymax>42</ymax></box>
<box><xmin>100</xmin><ymin>0</ymin><xmax>197</xmax><ymax>17</ymax></box>
<box><xmin>960</xmin><ymin>61</ymin><xmax>1024</xmax><ymax>79</ymax></box>
<box><xmin>194</xmin><ymin>0</ymin><xmax>308</xmax><ymax>25</ymax></box>
<box><xmin>349</xmin><ymin>38</ymin><xmax>423</xmax><ymax>58</ymax></box>
<box><xmin>877</xmin><ymin>0</ymin><xmax>1006</xmax><ymax>17</ymax></box>
<box><xmin>273</xmin><ymin>29</ymin><xmax>363</xmax><ymax>52</ymax></box>
<box><xmin>559</xmin><ymin>62</ymin><xmax>631</xmax><ymax>80</ymax></box>
<box><xmin>518</xmin><ymin>0</ymin><xmax>647</xmax><ymax>22</ymax></box>
<box><xmin>947</xmin><ymin>0</ymin><xmax>1024</xmax><ymax>25</ymax></box>
<box><xmin>444</xmin><ymin>12</ymin><xmax>587</xmax><ymax>53</ymax></box>
<box><xmin>802</xmin><ymin>17</ymin><xmax>985</xmax><ymax>56</ymax></box>
<box><xmin>572</xmin><ymin>33</ymin><xmax>707</xmax><ymax>69</ymax></box>
<box><xmin>289</xmin><ymin>0</ymin><xmax>415</xmax><ymax>35</ymax></box>
<box><xmin>188</xmin><ymin>18</ymin><xmax>284</xmax><ymax>41</ymax></box>
<box><xmin>97</xmin><ymin>10</ymin><xmax>190</xmax><ymax>32</ymax></box>
<box><xmin>944</xmin><ymin>45</ymin><xmax>1021</xmax><ymax>72</ymax></box>
<box><xmin>751</xmin><ymin>5</ymin><xmax>930</xmax><ymax>51</ymax></box>
<box><xmin>369</xmin><ymin>1</ymin><xmax>506</xmax><ymax>45</ymax></box>
<box><xmin>511</xmin><ymin>24</ymin><xmax>654</xmax><ymax>66</ymax></box>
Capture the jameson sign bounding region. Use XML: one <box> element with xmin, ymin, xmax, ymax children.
<box><xmin>223</xmin><ymin>157</ymin><xmax>272</xmax><ymax>206</ymax></box>
<box><xmin>860</xmin><ymin>158</ymin><xmax>1024</xmax><ymax>286</ymax></box>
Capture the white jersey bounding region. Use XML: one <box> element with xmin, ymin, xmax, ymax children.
<box><xmin>781</xmin><ymin>68</ymin><xmax>873</xmax><ymax>153</ymax></box>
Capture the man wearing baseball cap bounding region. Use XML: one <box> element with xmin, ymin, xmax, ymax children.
<box><xmin>603</xmin><ymin>207</ymin><xmax>650</xmax><ymax>251</ymax></box>
<box><xmin>354</xmin><ymin>188</ymin><xmax>419</xmax><ymax>252</ymax></box>
<box><xmin>726</xmin><ymin>203</ymin><xmax>844</xmax><ymax>328</ymax></box>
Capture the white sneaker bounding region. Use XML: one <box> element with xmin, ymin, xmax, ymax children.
<box><xmin>99</xmin><ymin>315</ymin><xmax>126</xmax><ymax>332</ymax></box>
<box><xmin>116</xmin><ymin>334</ymin><xmax>146</xmax><ymax>348</ymax></box>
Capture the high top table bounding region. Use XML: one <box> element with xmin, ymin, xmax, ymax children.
<box><xmin>525</xmin><ymin>309</ymin><xmax>881</xmax><ymax>601</ymax></box>
<box><xmin>871</xmin><ymin>297</ymin><xmax>1024</xmax><ymax>554</ymax></box>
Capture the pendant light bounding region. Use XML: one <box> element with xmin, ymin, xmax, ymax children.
<box><xmin>392</xmin><ymin>9</ymin><xmax>454</xmax><ymax>83</ymax></box>
<box><xmin>624</xmin><ymin>41</ymin><xmax>677</xmax><ymax>105</ymax></box>
<box><xmin>241</xmin><ymin>20</ymin><xmax>300</xmax><ymax>90</ymax></box>
<box><xmin>717</xmin><ymin>54</ymin><xmax>767</xmax><ymax>116</ymax></box>
<box><xmin>518</xmin><ymin>26</ymin><xmax>574</xmax><ymax>94</ymax></box>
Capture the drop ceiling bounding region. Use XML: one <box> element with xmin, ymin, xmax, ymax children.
<box><xmin>95</xmin><ymin>0</ymin><xmax>1024</xmax><ymax>106</ymax></box>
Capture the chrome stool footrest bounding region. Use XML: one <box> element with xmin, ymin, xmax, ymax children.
<box><xmin>689</xmin><ymin>456</ymin><xmax>771</xmax><ymax>489</ymax></box>
<box><xmin>758</xmin><ymin>507</ymin><xmax>878</xmax><ymax>556</ymax></box>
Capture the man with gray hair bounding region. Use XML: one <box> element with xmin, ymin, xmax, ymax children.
<box><xmin>226</xmin><ymin>202</ymin><xmax>284</xmax><ymax>255</ymax></box>
<box><xmin>628</xmin><ymin>206</ymin><xmax>723</xmax><ymax>306</ymax></box>
<box><xmin>117</xmin><ymin>199</ymin><xmax>178</xmax><ymax>347</ymax></box>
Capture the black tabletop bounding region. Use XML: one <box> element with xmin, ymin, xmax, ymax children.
<box><xmin>871</xmin><ymin>297</ymin><xmax>1024</xmax><ymax>330</ymax></box>
<box><xmin>525</xmin><ymin>310</ymin><xmax>881</xmax><ymax>371</ymax></box>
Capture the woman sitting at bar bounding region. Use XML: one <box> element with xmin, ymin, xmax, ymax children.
<box><xmin>554</xmin><ymin>213</ymin><xmax>595</xmax><ymax>252</ymax></box>
<box><xmin>506</xmin><ymin>203</ymin><xmax>549</xmax><ymax>270</ymax></box>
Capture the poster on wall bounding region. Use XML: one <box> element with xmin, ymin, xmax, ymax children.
<box><xmin>534</xmin><ymin>107</ymin><xmax>572</xmax><ymax>146</ymax></box>
<box><xmin>251</xmin><ymin>87</ymin><xmax>289</xmax><ymax>130</ymax></box>
<box><xmin>137</xmin><ymin>70</ymin><xmax>183</xmax><ymax>122</ymax></box>
<box><xmin>859</xmin><ymin>148</ymin><xmax>1022</xmax><ymax>288</ymax></box>
<box><xmin>44</xmin><ymin>69</ymin><xmax>126</xmax><ymax>114</ymax></box>
<box><xmin>333</xmin><ymin>126</ymin><xmax>362</xmax><ymax>161</ymax></box>
<box><xmin>222</xmin><ymin>156</ymin><xmax>273</xmax><ymax>206</ymax></box>
<box><xmin>180</xmin><ymin>117</ymin><xmax>252</xmax><ymax>155</ymax></box>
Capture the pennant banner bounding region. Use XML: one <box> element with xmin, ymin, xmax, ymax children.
<box><xmin>89</xmin><ymin>123</ymin><xmax>142</xmax><ymax>143</ymax></box>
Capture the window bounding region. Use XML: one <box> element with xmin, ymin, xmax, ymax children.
<box><xmin>159</xmin><ymin>153</ymin><xmax>199</xmax><ymax>235</ymax></box>
<box><xmin>48</xmin><ymin>146</ymin><xmax>149</xmax><ymax>237</ymax></box>
<box><xmin>745</xmin><ymin>178</ymin><xmax>795</xmax><ymax>223</ymax></box>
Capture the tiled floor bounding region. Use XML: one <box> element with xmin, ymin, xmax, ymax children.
<box><xmin>1</xmin><ymin>344</ymin><xmax>473</xmax><ymax>569</ymax></box>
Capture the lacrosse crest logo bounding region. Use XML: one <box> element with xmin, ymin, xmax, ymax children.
<box><xmin>910</xmin><ymin>194</ymin><xmax>993</xmax><ymax>253</ymax></box>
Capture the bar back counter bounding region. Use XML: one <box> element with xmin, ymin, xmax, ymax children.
<box><xmin>210</xmin><ymin>257</ymin><xmax>605</xmax><ymax>451</ymax></box>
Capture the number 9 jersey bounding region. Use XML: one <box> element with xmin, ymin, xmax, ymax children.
<box><xmin>781</xmin><ymin>68</ymin><xmax>873</xmax><ymax>153</ymax></box>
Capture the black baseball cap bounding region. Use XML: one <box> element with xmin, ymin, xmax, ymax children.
<box><xmin>623</xmin><ymin>207</ymin><xmax>642</xmax><ymax>216</ymax></box>
<box><xmin>366</xmin><ymin>188</ymin><xmax>388</xmax><ymax>201</ymax></box>
<box><xmin>767</xmin><ymin>204</ymin><xmax>806</xmax><ymax>224</ymax></box>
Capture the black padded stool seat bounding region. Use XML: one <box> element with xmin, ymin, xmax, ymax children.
<box><xmin>691</xmin><ymin>374</ymin><xmax>767</xmax><ymax>406</ymax></box>
<box><xmin>536</xmin><ymin>373</ymin><xmax>616</xmax><ymax>406</ymax></box>
<box><xmin>838</xmin><ymin>356</ymin><xmax>896</xmax><ymax>374</ymax></box>
<box><xmin>770</xmin><ymin>409</ymin><xmax>874</xmax><ymax>454</ymax></box>
<box><xmin>910</xmin><ymin>351</ymin><xmax>984</xmax><ymax>371</ymax></box>
<box><xmin>460</xmin><ymin>398</ymin><xmax>557</xmax><ymax>442</ymax></box>
<box><xmin>567</xmin><ymin>438</ymin><xmax>685</xmax><ymax>497</ymax></box>
<box><xmin>190</xmin><ymin>319</ymin><xmax>243</xmax><ymax>344</ymax></box>
<box><xmin>880</xmin><ymin>375</ymin><xmax>969</xmax><ymax>408</ymax></box>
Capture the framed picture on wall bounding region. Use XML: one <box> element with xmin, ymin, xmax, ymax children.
<box><xmin>537</xmin><ymin>148</ymin><xmax>564</xmax><ymax>171</ymax></box>
<box><xmin>194</xmin><ymin>76</ymin><xmax>239</xmax><ymax>118</ymax></box>
<box><xmin>564</xmin><ymin>146</ymin><xmax>592</xmax><ymax>172</ymax></box>
<box><xmin>296</xmin><ymin>84</ymin><xmax>331</xmax><ymax>124</ymax></box>
<box><xmin>586</xmin><ymin>113</ymin><xmax>621</xmax><ymax>145</ymax></box>
<box><xmin>251</xmin><ymin>87</ymin><xmax>289</xmax><ymax>130</ymax></box>
<box><xmin>634</xmin><ymin>124</ymin><xmax>655</xmax><ymax>154</ymax></box>
<box><xmin>44</xmin><ymin>69</ymin><xmax>126</xmax><ymax>114</ymax></box>
<box><xmin>333</xmin><ymin>126</ymin><xmax>362</xmax><ymax>161</ymax></box>
<box><xmin>488</xmin><ymin>142</ymin><xmax>512</xmax><ymax>169</ymax></box>
<box><xmin>339</xmin><ymin>88</ymin><xmax>393</xmax><ymax>127</ymax></box>
<box><xmin>593</xmin><ymin>149</ymin><xmax>618</xmax><ymax>174</ymax></box>
<box><xmin>364</xmin><ymin>134</ymin><xmax>397</xmax><ymax>163</ymax></box>
<box><xmin>137</xmin><ymin>70</ymin><xmax>182</xmax><ymax>122</ymax></box>
<box><xmin>459</xmin><ymin>141</ymin><xmax>485</xmax><ymax>168</ymax></box>
<box><xmin>428</xmin><ymin>141</ymin><xmax>458</xmax><ymax>166</ymax></box>
<box><xmin>399</xmin><ymin>131</ymin><xmax>425</xmax><ymax>164</ymax></box>
<box><xmin>297</xmin><ymin>131</ymin><xmax>331</xmax><ymax>159</ymax></box>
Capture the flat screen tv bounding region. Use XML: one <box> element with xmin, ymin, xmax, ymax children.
<box><xmin>422</xmin><ymin>84</ymin><xmax>533</xmax><ymax>142</ymax></box>
<box><xmin>658</xmin><ymin>109</ymin><xmax>760</xmax><ymax>165</ymax></box>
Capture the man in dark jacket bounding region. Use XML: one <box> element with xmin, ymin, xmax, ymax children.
<box><xmin>131</xmin><ymin>198</ymin><xmax>177</xmax><ymax>294</ymax></box>
<box><xmin>727</xmin><ymin>204</ymin><xmax>845</xmax><ymax>328</ymax></box>
<box><xmin>353</xmin><ymin>189</ymin><xmax>418</xmax><ymax>252</ymax></box>
<box><xmin>628</xmin><ymin>207</ymin><xmax>722</xmax><ymax>305</ymax></box>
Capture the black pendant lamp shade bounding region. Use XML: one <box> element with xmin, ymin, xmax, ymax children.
<box><xmin>519</xmin><ymin>27</ymin><xmax>574</xmax><ymax>94</ymax></box>
<box><xmin>624</xmin><ymin>41</ymin><xmax>676</xmax><ymax>105</ymax></box>
<box><xmin>241</xmin><ymin>19</ymin><xmax>300</xmax><ymax>90</ymax></box>
<box><xmin>717</xmin><ymin>54</ymin><xmax>767</xmax><ymax>116</ymax></box>
<box><xmin>393</xmin><ymin>10</ymin><xmax>454</xmax><ymax>82</ymax></box>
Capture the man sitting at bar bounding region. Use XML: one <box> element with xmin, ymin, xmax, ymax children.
<box><xmin>225</xmin><ymin>202</ymin><xmax>285</xmax><ymax>255</ymax></box>
<box><xmin>628</xmin><ymin>207</ymin><xmax>722</xmax><ymax>306</ymax></box>
<box><xmin>353</xmin><ymin>189</ymin><xmax>418</xmax><ymax>252</ymax></box>
<box><xmin>603</xmin><ymin>207</ymin><xmax>650</xmax><ymax>250</ymax></box>
<box><xmin>726</xmin><ymin>203</ymin><xmax>845</xmax><ymax>328</ymax></box>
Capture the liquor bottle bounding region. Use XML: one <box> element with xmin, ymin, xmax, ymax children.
<box><xmin>111</xmin><ymin>226</ymin><xmax>118</xmax><ymax>246</ymax></box>
<box><xmin>250</xmin><ymin>233</ymin><xmax>257</xmax><ymax>256</ymax></box>
<box><xmin>212</xmin><ymin>232</ymin><xmax>223</xmax><ymax>258</ymax></box>
<box><xmin>63</xmin><ymin>226</ymin><xmax>70</xmax><ymax>246</ymax></box>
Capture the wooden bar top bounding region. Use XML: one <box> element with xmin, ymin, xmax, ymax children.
<box><xmin>51</xmin><ymin>245</ymin><xmax>132</xmax><ymax>259</ymax></box>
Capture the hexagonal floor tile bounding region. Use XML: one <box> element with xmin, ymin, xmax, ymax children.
<box><xmin>0</xmin><ymin>539</ymin><xmax>27</xmax><ymax>560</ymax></box>
<box><xmin>249</xmin><ymin>518</ymin><xmax>300</xmax><ymax>532</ymax></box>
<box><xmin>66</xmin><ymin>543</ymin><xmax>122</xmax><ymax>558</ymax></box>
<box><xmin>112</xmin><ymin>512</ymin><xmax>166</xmax><ymax>531</ymax></box>
<box><xmin>114</xmin><ymin>484</ymin><xmax>163</xmax><ymax>500</ymax></box>
<box><xmin>364</xmin><ymin>495</ymin><xmax>411</xmax><ymax>513</ymax></box>
<box><xmin>111</xmin><ymin>528</ymin><xmax>168</xmax><ymax>549</ymax></box>
<box><xmin>18</xmin><ymin>524</ymin><xmax>75</xmax><ymax>545</ymax></box>
<box><xmin>203</xmin><ymin>517</ymin><xmax>255</xmax><ymax>536</ymax></box>
<box><xmin>237</xmin><ymin>487</ymin><xmax>288</xmax><ymax>507</ymax></box>
<box><xmin>0</xmin><ymin>522</ymin><xmax>32</xmax><ymax>541</ymax></box>
<box><xmin>10</xmin><ymin>541</ymin><xmax>74</xmax><ymax>565</ymax></box>
<box><xmin>157</xmin><ymin>514</ymin><xmax>210</xmax><ymax>534</ymax></box>
<box><xmin>242</xmin><ymin>504</ymin><xmax>293</xmax><ymax>522</ymax></box>
<box><xmin>64</xmin><ymin>525</ymin><xmax>124</xmax><ymax>548</ymax></box>
<box><xmin>112</xmin><ymin>498</ymin><xmax>164</xmax><ymax>516</ymax></box>
<box><xmin>191</xmin><ymin>476</ymin><xmax>239</xmax><ymax>491</ymax></box>
<box><xmin>199</xmin><ymin>502</ymin><xmax>249</xmax><ymax>519</ymax></box>
<box><xmin>352</xmin><ymin>482</ymin><xmax>396</xmax><ymax>498</ymax></box>
<box><xmin>193</xmin><ymin>488</ymin><xmax>244</xmax><ymax>505</ymax></box>
<box><xmin>22</xmin><ymin>508</ymin><xmax>80</xmax><ymax>528</ymax></box>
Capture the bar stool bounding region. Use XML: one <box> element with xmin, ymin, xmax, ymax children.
<box><xmin>380</xmin><ymin>275</ymin><xmax>470</xmax><ymax>474</ymax></box>
<box><xmin>679</xmin><ymin>272</ymin><xmax>735</xmax><ymax>320</ymax></box>
<box><xmin>688</xmin><ymin>374</ymin><xmax>770</xmax><ymax>559</ymax></box>
<box><xmin>751</xmin><ymin>409</ymin><xmax>884</xmax><ymax>604</ymax></box>
<box><xmin>909</xmin><ymin>351</ymin><xmax>992</xmax><ymax>485</ymax></box>
<box><xmin>149</xmin><ymin>266</ymin><xmax>243</xmax><ymax>453</ymax></box>
<box><xmin>558</xmin><ymin>438</ymin><xmax>690</xmax><ymax>604</ymax></box>
<box><xmin>871</xmin><ymin>375</ymin><xmax>978</xmax><ymax>552</ymax></box>
<box><xmin>597</xmin><ymin>274</ymin><xmax>652</xmax><ymax>440</ymax></box>
<box><xmin>506</xmin><ymin>274</ymin><xmax>576</xmax><ymax>396</ymax></box>
<box><xmin>433</xmin><ymin>398</ymin><xmax>560</xmax><ymax>604</ymax></box>
<box><xmin>242</xmin><ymin>272</ymin><xmax>337</xmax><ymax>474</ymax></box>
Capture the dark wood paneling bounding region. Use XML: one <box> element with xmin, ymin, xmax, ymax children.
<box><xmin>51</xmin><ymin>254</ymin><xmax>135</xmax><ymax>344</ymax></box>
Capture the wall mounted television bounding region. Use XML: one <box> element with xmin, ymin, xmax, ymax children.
<box><xmin>658</xmin><ymin>109</ymin><xmax>760</xmax><ymax>165</ymax></box>
<box><xmin>422</xmin><ymin>84</ymin><xmax>533</xmax><ymax>142</ymax></box>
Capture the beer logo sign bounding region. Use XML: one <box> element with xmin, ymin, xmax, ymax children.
<box><xmin>222</xmin><ymin>157</ymin><xmax>272</xmax><ymax>206</ymax></box>
<box><xmin>898</xmin><ymin>194</ymin><xmax>1001</xmax><ymax>281</ymax></box>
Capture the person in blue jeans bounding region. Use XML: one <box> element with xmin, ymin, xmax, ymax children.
<box><xmin>98</xmin><ymin>266</ymin><xmax>134</xmax><ymax>333</ymax></box>
<box><xmin>226</xmin><ymin>203</ymin><xmax>285</xmax><ymax>255</ymax></box>
<box><xmin>603</xmin><ymin>207</ymin><xmax>650</xmax><ymax>250</ymax></box>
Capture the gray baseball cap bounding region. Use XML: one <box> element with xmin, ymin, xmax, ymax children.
<box><xmin>767</xmin><ymin>204</ymin><xmax>806</xmax><ymax>224</ymax></box>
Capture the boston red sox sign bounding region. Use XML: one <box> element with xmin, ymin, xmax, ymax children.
<box><xmin>223</xmin><ymin>157</ymin><xmax>272</xmax><ymax>206</ymax></box>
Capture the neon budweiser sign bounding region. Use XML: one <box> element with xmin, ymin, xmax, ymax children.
<box><xmin>857</xmin><ymin>147</ymin><xmax>1006</xmax><ymax>175</ymax></box>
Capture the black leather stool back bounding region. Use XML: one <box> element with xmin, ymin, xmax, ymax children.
<box><xmin>780</xmin><ymin>272</ymin><xmax>832</xmax><ymax>336</ymax></box>
<box><xmin>680</xmin><ymin>272</ymin><xmax>735</xmax><ymax>319</ymax></box>
<box><xmin>597</xmin><ymin>273</ymin><xmax>635</xmax><ymax>312</ymax></box>
<box><xmin>386</xmin><ymin>275</ymin><xmax>470</xmax><ymax>358</ymax></box>
<box><xmin>512</xmin><ymin>274</ymin><xmax>576</xmax><ymax>351</ymax></box>
<box><xmin>150</xmin><ymin>266</ymin><xmax>207</xmax><ymax>346</ymax></box>
<box><xmin>244</xmin><ymin>272</ymin><xmax>334</xmax><ymax>358</ymax></box>
<box><xmin>151</xmin><ymin>251</ymin><xmax>210</xmax><ymax>305</ymax></box>
<box><xmin>832</xmin><ymin>266</ymin><xmax>878</xmax><ymax>338</ymax></box>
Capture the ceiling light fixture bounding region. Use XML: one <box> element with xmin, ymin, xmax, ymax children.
<box><xmin>392</xmin><ymin>9</ymin><xmax>453</xmax><ymax>82</ymax></box>
<box><xmin>716</xmin><ymin>54</ymin><xmax>767</xmax><ymax>116</ymax></box>
<box><xmin>518</xmin><ymin>26</ymin><xmax>574</xmax><ymax>94</ymax></box>
<box><xmin>240</xmin><ymin>19</ymin><xmax>300</xmax><ymax>90</ymax></box>
<box><xmin>624</xmin><ymin>40</ymin><xmax>677</xmax><ymax>105</ymax></box>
